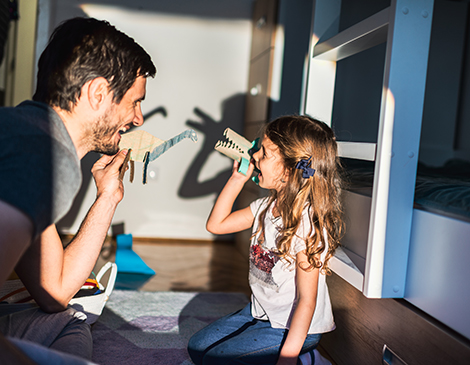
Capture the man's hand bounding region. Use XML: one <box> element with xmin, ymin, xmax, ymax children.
<box><xmin>91</xmin><ymin>149</ymin><xmax>129</xmax><ymax>204</ymax></box>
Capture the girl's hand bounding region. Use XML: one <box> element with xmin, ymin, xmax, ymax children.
<box><xmin>230</xmin><ymin>159</ymin><xmax>255</xmax><ymax>184</ymax></box>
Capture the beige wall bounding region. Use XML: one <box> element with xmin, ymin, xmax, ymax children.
<box><xmin>3</xmin><ymin>0</ymin><xmax>38</xmax><ymax>106</ymax></box>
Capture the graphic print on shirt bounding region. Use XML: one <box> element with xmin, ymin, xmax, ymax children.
<box><xmin>249</xmin><ymin>232</ymin><xmax>280</xmax><ymax>291</ymax></box>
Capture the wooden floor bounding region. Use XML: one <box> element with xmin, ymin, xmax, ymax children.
<box><xmin>92</xmin><ymin>237</ymin><xmax>251</xmax><ymax>296</ymax></box>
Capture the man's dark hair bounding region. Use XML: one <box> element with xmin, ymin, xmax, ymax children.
<box><xmin>33</xmin><ymin>17</ymin><xmax>156</xmax><ymax>111</ymax></box>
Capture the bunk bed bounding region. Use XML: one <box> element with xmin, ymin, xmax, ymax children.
<box><xmin>343</xmin><ymin>158</ymin><xmax>470</xmax><ymax>223</ymax></box>
<box><xmin>302</xmin><ymin>1</ymin><xmax>470</xmax><ymax>361</ymax></box>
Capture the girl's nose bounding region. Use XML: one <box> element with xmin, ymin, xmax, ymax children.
<box><xmin>252</xmin><ymin>148</ymin><xmax>260</xmax><ymax>162</ymax></box>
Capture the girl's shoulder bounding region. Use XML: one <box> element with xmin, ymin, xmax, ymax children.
<box><xmin>249</xmin><ymin>196</ymin><xmax>270</xmax><ymax>215</ymax></box>
<box><xmin>298</xmin><ymin>205</ymin><xmax>314</xmax><ymax>230</ymax></box>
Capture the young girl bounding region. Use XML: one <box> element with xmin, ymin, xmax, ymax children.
<box><xmin>188</xmin><ymin>115</ymin><xmax>343</xmax><ymax>365</ymax></box>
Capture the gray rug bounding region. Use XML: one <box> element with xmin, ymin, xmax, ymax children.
<box><xmin>91</xmin><ymin>290</ymin><xmax>249</xmax><ymax>364</ymax></box>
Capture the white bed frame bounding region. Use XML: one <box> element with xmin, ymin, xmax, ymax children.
<box><xmin>303</xmin><ymin>0</ymin><xmax>470</xmax><ymax>341</ymax></box>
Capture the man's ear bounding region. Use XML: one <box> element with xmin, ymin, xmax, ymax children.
<box><xmin>84</xmin><ymin>77</ymin><xmax>111</xmax><ymax>111</ymax></box>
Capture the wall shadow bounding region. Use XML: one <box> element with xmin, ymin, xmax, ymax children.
<box><xmin>178</xmin><ymin>93</ymin><xmax>246</xmax><ymax>199</ymax></box>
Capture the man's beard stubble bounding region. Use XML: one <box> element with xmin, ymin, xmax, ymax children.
<box><xmin>90</xmin><ymin>108</ymin><xmax>121</xmax><ymax>156</ymax></box>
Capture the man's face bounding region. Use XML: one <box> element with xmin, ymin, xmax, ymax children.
<box><xmin>91</xmin><ymin>76</ymin><xmax>147</xmax><ymax>155</ymax></box>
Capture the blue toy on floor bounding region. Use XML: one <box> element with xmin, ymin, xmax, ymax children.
<box><xmin>114</xmin><ymin>233</ymin><xmax>155</xmax><ymax>290</ymax></box>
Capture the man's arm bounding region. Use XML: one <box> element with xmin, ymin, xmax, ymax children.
<box><xmin>0</xmin><ymin>200</ymin><xmax>33</xmax><ymax>287</ymax></box>
<box><xmin>15</xmin><ymin>150</ymin><xmax>129</xmax><ymax>312</ymax></box>
<box><xmin>0</xmin><ymin>203</ymin><xmax>37</xmax><ymax>364</ymax></box>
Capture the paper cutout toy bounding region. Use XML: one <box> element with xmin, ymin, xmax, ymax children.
<box><xmin>114</xmin><ymin>234</ymin><xmax>155</xmax><ymax>290</ymax></box>
<box><xmin>118</xmin><ymin>149</ymin><xmax>132</xmax><ymax>181</ymax></box>
<box><xmin>119</xmin><ymin>129</ymin><xmax>198</xmax><ymax>184</ymax></box>
<box><xmin>115</xmin><ymin>234</ymin><xmax>155</xmax><ymax>276</ymax></box>
<box><xmin>214</xmin><ymin>128</ymin><xmax>260</xmax><ymax>184</ymax></box>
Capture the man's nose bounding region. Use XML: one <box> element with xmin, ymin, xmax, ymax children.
<box><xmin>133</xmin><ymin>105</ymin><xmax>144</xmax><ymax>126</ymax></box>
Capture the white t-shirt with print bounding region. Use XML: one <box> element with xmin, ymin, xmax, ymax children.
<box><xmin>249</xmin><ymin>197</ymin><xmax>335</xmax><ymax>334</ymax></box>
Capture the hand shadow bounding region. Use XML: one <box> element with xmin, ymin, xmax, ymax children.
<box><xmin>178</xmin><ymin>93</ymin><xmax>246</xmax><ymax>198</ymax></box>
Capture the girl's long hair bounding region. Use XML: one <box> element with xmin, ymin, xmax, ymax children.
<box><xmin>255</xmin><ymin>115</ymin><xmax>344</xmax><ymax>273</ymax></box>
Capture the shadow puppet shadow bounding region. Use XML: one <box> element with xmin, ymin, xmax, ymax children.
<box><xmin>178</xmin><ymin>93</ymin><xmax>246</xmax><ymax>199</ymax></box>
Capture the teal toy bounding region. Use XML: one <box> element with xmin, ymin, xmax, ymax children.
<box><xmin>114</xmin><ymin>233</ymin><xmax>155</xmax><ymax>290</ymax></box>
<box><xmin>115</xmin><ymin>234</ymin><xmax>155</xmax><ymax>276</ymax></box>
<box><xmin>214</xmin><ymin>128</ymin><xmax>260</xmax><ymax>184</ymax></box>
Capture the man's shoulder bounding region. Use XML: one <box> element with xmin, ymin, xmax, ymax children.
<box><xmin>0</xmin><ymin>100</ymin><xmax>49</xmax><ymax>116</ymax></box>
<box><xmin>0</xmin><ymin>101</ymin><xmax>53</xmax><ymax>132</ymax></box>
<box><xmin>0</xmin><ymin>100</ymin><xmax>75</xmax><ymax>152</ymax></box>
<box><xmin>0</xmin><ymin>101</ymin><xmax>81</xmax><ymax>235</ymax></box>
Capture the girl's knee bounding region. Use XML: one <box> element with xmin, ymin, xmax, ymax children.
<box><xmin>187</xmin><ymin>334</ymin><xmax>208</xmax><ymax>365</ymax></box>
<box><xmin>187</xmin><ymin>335</ymin><xmax>199</xmax><ymax>353</ymax></box>
<box><xmin>201</xmin><ymin>347</ymin><xmax>232</xmax><ymax>365</ymax></box>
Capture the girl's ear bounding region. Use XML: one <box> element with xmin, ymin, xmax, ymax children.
<box><xmin>85</xmin><ymin>77</ymin><xmax>111</xmax><ymax>111</ymax></box>
<box><xmin>281</xmin><ymin>167</ymin><xmax>290</xmax><ymax>183</ymax></box>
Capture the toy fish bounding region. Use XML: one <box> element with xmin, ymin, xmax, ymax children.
<box><xmin>119</xmin><ymin>129</ymin><xmax>198</xmax><ymax>184</ymax></box>
<box><xmin>214</xmin><ymin>128</ymin><xmax>260</xmax><ymax>183</ymax></box>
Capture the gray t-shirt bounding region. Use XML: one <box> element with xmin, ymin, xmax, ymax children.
<box><xmin>0</xmin><ymin>101</ymin><xmax>81</xmax><ymax>237</ymax></box>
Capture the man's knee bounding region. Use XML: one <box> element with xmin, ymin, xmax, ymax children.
<box><xmin>50</xmin><ymin>308</ymin><xmax>92</xmax><ymax>359</ymax></box>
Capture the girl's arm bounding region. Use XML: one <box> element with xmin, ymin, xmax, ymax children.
<box><xmin>206</xmin><ymin>160</ymin><xmax>255</xmax><ymax>235</ymax></box>
<box><xmin>277</xmin><ymin>250</ymin><xmax>320</xmax><ymax>365</ymax></box>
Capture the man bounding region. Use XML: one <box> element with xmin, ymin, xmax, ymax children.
<box><xmin>0</xmin><ymin>17</ymin><xmax>156</xmax><ymax>363</ymax></box>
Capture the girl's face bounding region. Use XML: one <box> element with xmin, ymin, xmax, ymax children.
<box><xmin>252</xmin><ymin>136</ymin><xmax>288</xmax><ymax>192</ymax></box>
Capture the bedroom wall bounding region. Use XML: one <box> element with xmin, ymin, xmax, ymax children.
<box><xmin>419</xmin><ymin>0</ymin><xmax>470</xmax><ymax>166</ymax></box>
<box><xmin>35</xmin><ymin>0</ymin><xmax>254</xmax><ymax>239</ymax></box>
<box><xmin>454</xmin><ymin>6</ymin><xmax>470</xmax><ymax>162</ymax></box>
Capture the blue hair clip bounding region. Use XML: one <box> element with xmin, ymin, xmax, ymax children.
<box><xmin>295</xmin><ymin>156</ymin><xmax>315</xmax><ymax>178</ymax></box>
